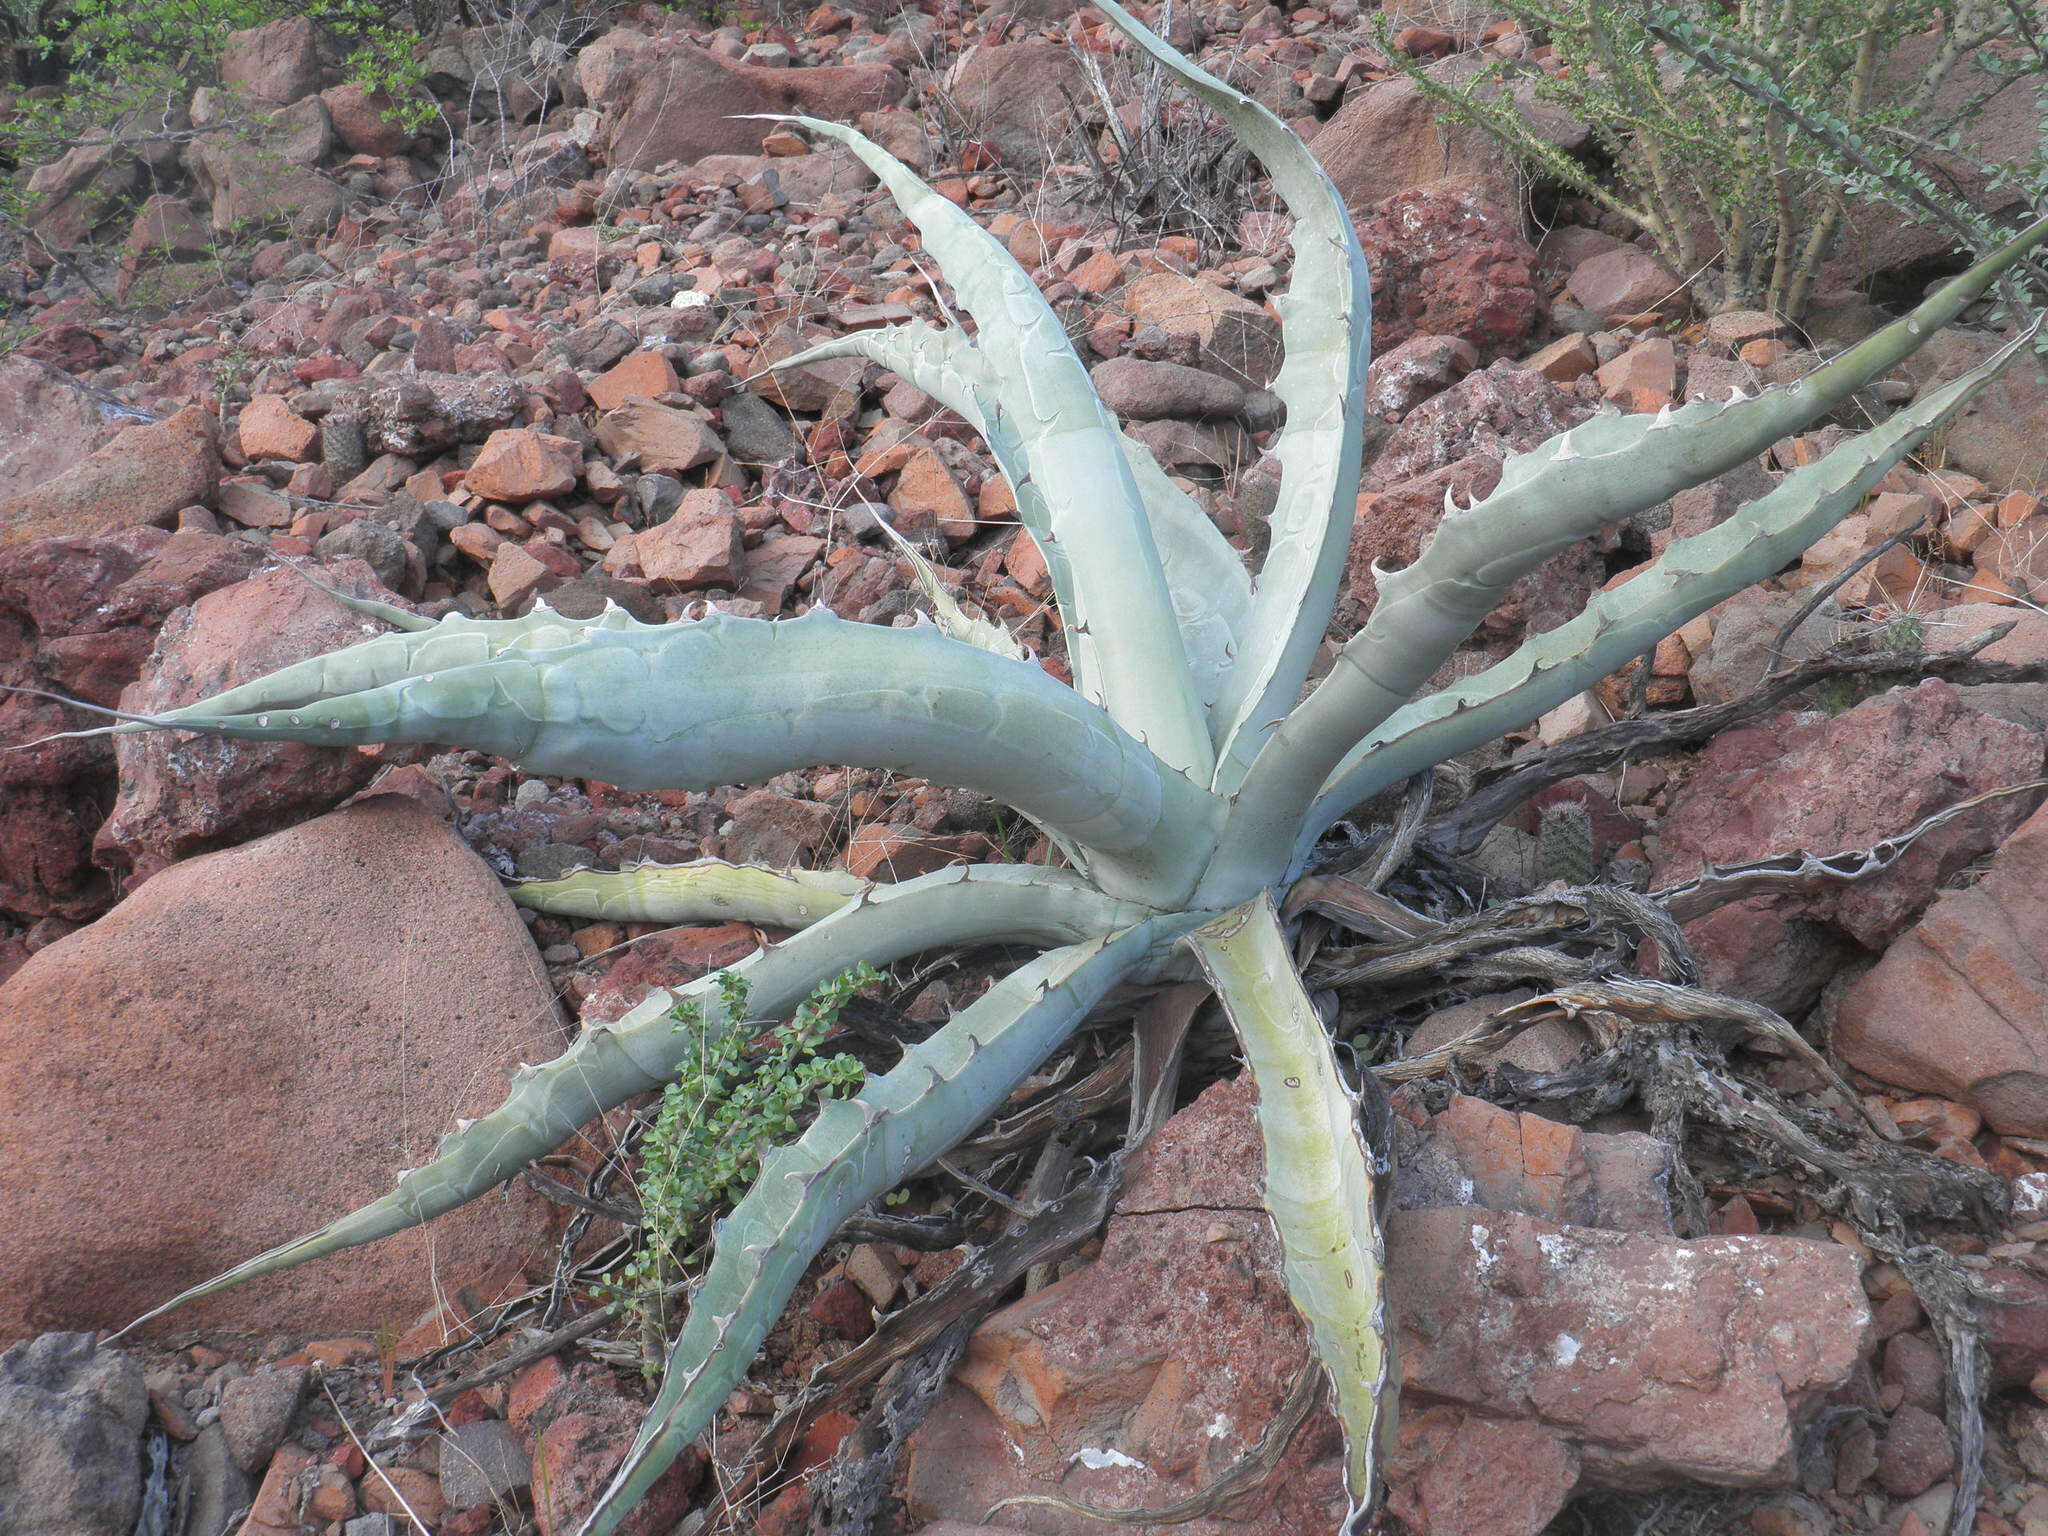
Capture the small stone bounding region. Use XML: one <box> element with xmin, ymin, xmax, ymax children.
<box><xmin>845</xmin><ymin>1243</ymin><xmax>904</xmax><ymax>1308</ymax></box>
<box><xmin>464</xmin><ymin>429</ymin><xmax>581</xmax><ymax>505</ymax></box>
<box><xmin>594</xmin><ymin>399</ymin><xmax>725</xmax><ymax>475</ymax></box>
<box><xmin>809</xmin><ymin>1277</ymin><xmax>875</xmax><ymax>1341</ymax></box>
<box><xmin>1520</xmin><ymin>333</ymin><xmax>1597</xmax><ymax>383</ymax></box>
<box><xmin>360</xmin><ymin>1464</ymin><xmax>445</xmax><ymax>1525</ymax></box>
<box><xmin>239</xmin><ymin>395</ymin><xmax>320</xmax><ymax>462</ymax></box>
<box><xmin>587</xmin><ymin>352</ymin><xmax>681</xmax><ymax>412</ymax></box>
<box><xmin>486</xmin><ymin>543</ymin><xmax>562</xmax><ymax>610</ymax></box>
<box><xmin>1596</xmin><ymin>336</ymin><xmax>1678</xmax><ymax>412</ymax></box>
<box><xmin>1876</xmin><ymin>1404</ymin><xmax>1955</xmax><ymax>1497</ymax></box>
<box><xmin>1088</xmin><ymin>357</ymin><xmax>1247</xmax><ymax>421</ymax></box>
<box><xmin>639</xmin><ymin>491</ymin><xmax>745</xmax><ymax>590</ymax></box>
<box><xmin>219</xmin><ymin>1365</ymin><xmax>309</xmax><ymax>1476</ymax></box>
<box><xmin>889</xmin><ymin>449</ymin><xmax>975</xmax><ymax>545</ymax></box>
<box><xmin>438</xmin><ymin>1418</ymin><xmax>532</xmax><ymax>1508</ymax></box>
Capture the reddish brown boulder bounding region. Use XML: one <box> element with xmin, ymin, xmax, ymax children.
<box><xmin>943</xmin><ymin>42</ymin><xmax>1088</xmax><ymax>170</ymax></box>
<box><xmin>1355</xmin><ymin>189</ymin><xmax>1543</xmax><ymax>363</ymax></box>
<box><xmin>0</xmin><ymin>527</ymin><xmax>262</xmax><ymax>921</ymax></box>
<box><xmin>577</xmin><ymin>29</ymin><xmax>901</xmax><ymax>173</ymax></box>
<box><xmin>1566</xmin><ymin>247</ymin><xmax>1682</xmax><ymax>320</ymax></box>
<box><xmin>221</xmin><ymin>16</ymin><xmax>324</xmax><ymax>108</ymax></box>
<box><xmin>1835</xmin><ymin>798</ymin><xmax>2048</xmax><ymax>1135</ymax></box>
<box><xmin>0</xmin><ymin>403</ymin><xmax>219</xmax><ymax>548</ymax></box>
<box><xmin>319</xmin><ymin>81</ymin><xmax>415</xmax><ymax>158</ymax></box>
<box><xmin>1365</xmin><ymin>334</ymin><xmax>1479</xmax><ymax>418</ymax></box>
<box><xmin>1311</xmin><ymin>65</ymin><xmax>1522</xmax><ymax>215</ymax></box>
<box><xmin>1653</xmin><ymin>680</ymin><xmax>2043</xmax><ymax>1011</ymax></box>
<box><xmin>0</xmin><ymin>795</ymin><xmax>561</xmax><ymax>1341</ymax></box>
<box><xmin>0</xmin><ymin>359</ymin><xmax>129</xmax><ymax>501</ymax></box>
<box><xmin>93</xmin><ymin>561</ymin><xmax>406</xmax><ymax>887</ymax></box>
<box><xmin>905</xmin><ymin>1076</ymin><xmax>1860</xmax><ymax>1536</ymax></box>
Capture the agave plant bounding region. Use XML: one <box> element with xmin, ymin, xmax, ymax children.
<box><xmin>38</xmin><ymin>4</ymin><xmax>2048</xmax><ymax>1530</ymax></box>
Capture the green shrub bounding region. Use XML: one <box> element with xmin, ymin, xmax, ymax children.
<box><xmin>1386</xmin><ymin>0</ymin><xmax>2048</xmax><ymax>318</ymax></box>
<box><xmin>616</xmin><ymin>964</ymin><xmax>873</xmax><ymax>1363</ymax></box>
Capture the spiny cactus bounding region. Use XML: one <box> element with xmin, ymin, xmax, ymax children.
<box><xmin>26</xmin><ymin>3</ymin><xmax>2048</xmax><ymax>1529</ymax></box>
<box><xmin>1537</xmin><ymin>800</ymin><xmax>1600</xmax><ymax>887</ymax></box>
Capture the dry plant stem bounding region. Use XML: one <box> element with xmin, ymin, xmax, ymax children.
<box><xmin>1763</xmin><ymin>515</ymin><xmax>1929</xmax><ymax>675</ymax></box>
<box><xmin>1418</xmin><ymin>623</ymin><xmax>2033</xmax><ymax>856</ymax></box>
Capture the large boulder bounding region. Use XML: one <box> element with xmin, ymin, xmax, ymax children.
<box><xmin>92</xmin><ymin>561</ymin><xmax>403</xmax><ymax>887</ymax></box>
<box><xmin>943</xmin><ymin>42</ymin><xmax>1090</xmax><ymax>171</ymax></box>
<box><xmin>0</xmin><ymin>527</ymin><xmax>262</xmax><ymax>922</ymax></box>
<box><xmin>1652</xmin><ymin>679</ymin><xmax>2044</xmax><ymax>1012</ymax></box>
<box><xmin>0</xmin><ymin>360</ymin><xmax>138</xmax><ymax>502</ymax></box>
<box><xmin>221</xmin><ymin>16</ymin><xmax>327</xmax><ymax>108</ymax></box>
<box><xmin>0</xmin><ymin>403</ymin><xmax>218</xmax><ymax>549</ymax></box>
<box><xmin>903</xmin><ymin>1076</ymin><xmax>1867</xmax><ymax>1536</ymax></box>
<box><xmin>1355</xmin><ymin>188</ymin><xmax>1544</xmax><ymax>364</ymax></box>
<box><xmin>184</xmin><ymin>99</ymin><xmax>347</xmax><ymax>235</ymax></box>
<box><xmin>1836</xmin><ymin>797</ymin><xmax>2048</xmax><ymax>1136</ymax></box>
<box><xmin>0</xmin><ymin>795</ymin><xmax>563</xmax><ymax>1340</ymax></box>
<box><xmin>1826</xmin><ymin>34</ymin><xmax>2042</xmax><ymax>287</ymax></box>
<box><xmin>1897</xmin><ymin>325</ymin><xmax>2048</xmax><ymax>493</ymax></box>
<box><xmin>1311</xmin><ymin>59</ymin><xmax>1524</xmax><ymax>216</ymax></box>
<box><xmin>577</xmin><ymin>30</ymin><xmax>901</xmax><ymax>173</ymax></box>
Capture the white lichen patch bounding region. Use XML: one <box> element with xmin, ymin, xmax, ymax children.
<box><xmin>1071</xmin><ymin>1447</ymin><xmax>1147</xmax><ymax>1471</ymax></box>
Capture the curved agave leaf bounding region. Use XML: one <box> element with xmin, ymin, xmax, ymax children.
<box><xmin>753</xmin><ymin>112</ymin><xmax>1215</xmax><ymax>778</ymax></box>
<box><xmin>578</xmin><ymin>916</ymin><xmax>1183</xmax><ymax>1536</ymax></box>
<box><xmin>59</xmin><ymin>606</ymin><xmax>1221</xmax><ymax>897</ymax></box>
<box><xmin>1294</xmin><ymin>325</ymin><xmax>2040</xmax><ymax>860</ymax></box>
<box><xmin>1187</xmin><ymin>894</ymin><xmax>1396</xmax><ymax>1531</ymax></box>
<box><xmin>510</xmin><ymin>860</ymin><xmax>869</xmax><ymax>926</ymax></box>
<box><xmin>771</xmin><ymin>326</ymin><xmax>1251</xmax><ymax>707</ymax></box>
<box><xmin>1086</xmin><ymin>0</ymin><xmax>1373</xmax><ymax>787</ymax></box>
<box><xmin>115</xmin><ymin>867</ymin><xmax>1163</xmax><ymax>1336</ymax></box>
<box><xmin>1240</xmin><ymin>213</ymin><xmax>2048</xmax><ymax>845</ymax></box>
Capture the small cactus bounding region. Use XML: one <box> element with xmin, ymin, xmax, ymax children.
<box><xmin>321</xmin><ymin>413</ymin><xmax>369</xmax><ymax>486</ymax></box>
<box><xmin>1537</xmin><ymin>801</ymin><xmax>1599</xmax><ymax>886</ymax></box>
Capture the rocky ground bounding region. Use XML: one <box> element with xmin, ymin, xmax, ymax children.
<box><xmin>8</xmin><ymin>1</ymin><xmax>2048</xmax><ymax>1534</ymax></box>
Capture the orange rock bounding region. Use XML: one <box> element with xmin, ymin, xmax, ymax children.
<box><xmin>1594</xmin><ymin>336</ymin><xmax>1677</xmax><ymax>413</ymax></box>
<box><xmin>1002</xmin><ymin>527</ymin><xmax>1049</xmax><ymax>593</ymax></box>
<box><xmin>890</xmin><ymin>448</ymin><xmax>976</xmax><ymax>546</ymax></box>
<box><xmin>487</xmin><ymin>542</ymin><xmax>565</xmax><ymax>609</ymax></box>
<box><xmin>1519</xmin><ymin>332</ymin><xmax>1596</xmax><ymax>383</ymax></box>
<box><xmin>464</xmin><ymin>429</ymin><xmax>581</xmax><ymax>504</ymax></box>
<box><xmin>587</xmin><ymin>351</ymin><xmax>681</xmax><ymax>412</ymax></box>
<box><xmin>238</xmin><ymin>395</ymin><xmax>319</xmax><ymax>462</ymax></box>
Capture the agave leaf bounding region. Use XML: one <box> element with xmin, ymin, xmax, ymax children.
<box><xmin>113</xmin><ymin>866</ymin><xmax>1164</xmax><ymax>1337</ymax></box>
<box><xmin>1294</xmin><ymin>325</ymin><xmax>2040</xmax><ymax>861</ymax></box>
<box><xmin>69</xmin><ymin>607</ymin><xmax>1222</xmax><ymax>898</ymax></box>
<box><xmin>771</xmin><ymin>324</ymin><xmax>1251</xmax><ymax>708</ymax></box>
<box><xmin>509</xmin><ymin>859</ymin><xmax>869</xmax><ymax>926</ymax></box>
<box><xmin>751</xmin><ymin>112</ymin><xmax>1215</xmax><ymax>778</ymax></box>
<box><xmin>578</xmin><ymin>916</ymin><xmax>1181</xmax><ymax>1536</ymax></box>
<box><xmin>868</xmin><ymin>511</ymin><xmax>1031</xmax><ymax>661</ymax></box>
<box><xmin>1087</xmin><ymin>0</ymin><xmax>1373</xmax><ymax>786</ymax></box>
<box><xmin>1186</xmin><ymin>893</ymin><xmax>1396</xmax><ymax>1529</ymax></box>
<box><xmin>1241</xmin><ymin>212</ymin><xmax>2048</xmax><ymax>845</ymax></box>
